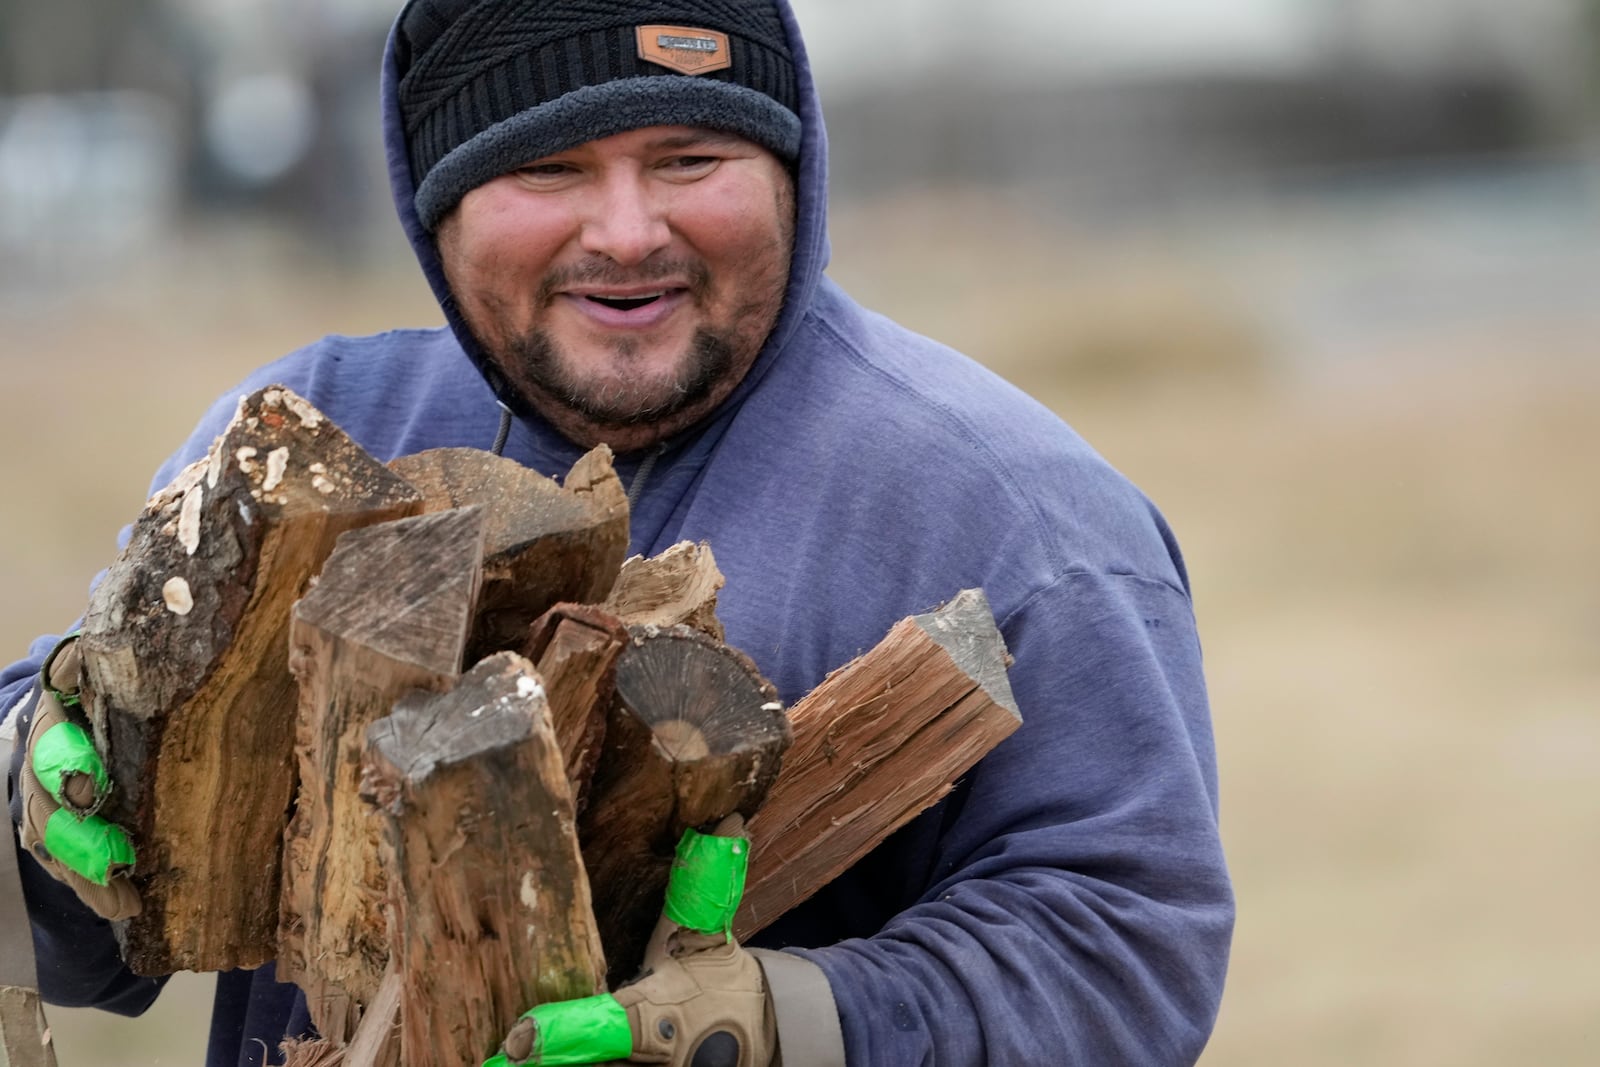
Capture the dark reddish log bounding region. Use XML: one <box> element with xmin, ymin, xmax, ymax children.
<box><xmin>387</xmin><ymin>445</ymin><xmax>628</xmax><ymax>662</ymax></box>
<box><xmin>735</xmin><ymin>589</ymin><xmax>1020</xmax><ymax>939</ymax></box>
<box><xmin>363</xmin><ymin>653</ymin><xmax>607</xmax><ymax>1067</ymax></box>
<box><xmin>603</xmin><ymin>541</ymin><xmax>726</xmax><ymax>640</ymax></box>
<box><xmin>521</xmin><ymin>603</ymin><xmax>629</xmax><ymax>810</ymax></box>
<box><xmin>579</xmin><ymin>627</ymin><xmax>788</xmax><ymax>984</ymax></box>
<box><xmin>278</xmin><ymin>507</ymin><xmax>486</xmax><ymax>1042</ymax></box>
<box><xmin>77</xmin><ymin>386</ymin><xmax>422</xmax><ymax>975</ymax></box>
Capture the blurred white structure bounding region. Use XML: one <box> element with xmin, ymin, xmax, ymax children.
<box><xmin>0</xmin><ymin>92</ymin><xmax>180</xmax><ymax>291</ymax></box>
<box><xmin>802</xmin><ymin>0</ymin><xmax>1590</xmax><ymax>95</ymax></box>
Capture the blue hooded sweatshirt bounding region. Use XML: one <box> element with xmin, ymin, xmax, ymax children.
<box><xmin>4</xmin><ymin>1</ymin><xmax>1233</xmax><ymax>1064</ymax></box>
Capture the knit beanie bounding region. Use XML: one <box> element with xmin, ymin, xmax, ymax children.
<box><xmin>395</xmin><ymin>0</ymin><xmax>802</xmax><ymax>230</ymax></box>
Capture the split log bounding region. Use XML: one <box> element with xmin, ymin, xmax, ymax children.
<box><xmin>363</xmin><ymin>653</ymin><xmax>606</xmax><ymax>1067</ymax></box>
<box><xmin>387</xmin><ymin>446</ymin><xmax>628</xmax><ymax>662</ymax></box>
<box><xmin>78</xmin><ymin>386</ymin><xmax>422</xmax><ymax>975</ymax></box>
<box><xmin>603</xmin><ymin>541</ymin><xmax>726</xmax><ymax>640</ymax></box>
<box><xmin>278</xmin><ymin>507</ymin><xmax>486</xmax><ymax>1042</ymax></box>
<box><xmin>735</xmin><ymin>588</ymin><xmax>1021</xmax><ymax>939</ymax></box>
<box><xmin>579</xmin><ymin>627</ymin><xmax>788</xmax><ymax>983</ymax></box>
<box><xmin>521</xmin><ymin>604</ymin><xmax>629</xmax><ymax>808</ymax></box>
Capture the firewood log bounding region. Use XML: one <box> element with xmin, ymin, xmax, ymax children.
<box><xmin>579</xmin><ymin>626</ymin><xmax>788</xmax><ymax>983</ymax></box>
<box><xmin>602</xmin><ymin>540</ymin><xmax>725</xmax><ymax>640</ymax></box>
<box><xmin>278</xmin><ymin>507</ymin><xmax>486</xmax><ymax>1041</ymax></box>
<box><xmin>363</xmin><ymin>653</ymin><xmax>607</xmax><ymax>1067</ymax></box>
<box><xmin>521</xmin><ymin>603</ymin><xmax>629</xmax><ymax>810</ymax></box>
<box><xmin>387</xmin><ymin>446</ymin><xmax>628</xmax><ymax>662</ymax></box>
<box><xmin>78</xmin><ymin>386</ymin><xmax>421</xmax><ymax>975</ymax></box>
<box><xmin>737</xmin><ymin>589</ymin><xmax>1021</xmax><ymax>938</ymax></box>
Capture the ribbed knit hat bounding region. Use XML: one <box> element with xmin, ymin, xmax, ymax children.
<box><xmin>396</xmin><ymin>0</ymin><xmax>802</xmax><ymax>230</ymax></box>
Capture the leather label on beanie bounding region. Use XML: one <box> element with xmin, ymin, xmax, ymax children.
<box><xmin>637</xmin><ymin>25</ymin><xmax>732</xmax><ymax>75</ymax></box>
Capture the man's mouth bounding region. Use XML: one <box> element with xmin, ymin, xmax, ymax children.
<box><xmin>561</xmin><ymin>287</ymin><xmax>689</xmax><ymax>330</ymax></box>
<box><xmin>586</xmin><ymin>293</ymin><xmax>666</xmax><ymax>312</ymax></box>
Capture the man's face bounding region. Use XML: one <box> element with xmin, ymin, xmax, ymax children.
<box><xmin>436</xmin><ymin>124</ymin><xmax>796</xmax><ymax>451</ymax></box>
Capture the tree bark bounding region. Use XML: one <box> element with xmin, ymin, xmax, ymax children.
<box><xmin>579</xmin><ymin>626</ymin><xmax>788</xmax><ymax>983</ymax></box>
<box><xmin>363</xmin><ymin>653</ymin><xmax>607</xmax><ymax>1067</ymax></box>
<box><xmin>603</xmin><ymin>541</ymin><xmax>726</xmax><ymax>640</ymax></box>
<box><xmin>387</xmin><ymin>446</ymin><xmax>628</xmax><ymax>662</ymax></box>
<box><xmin>736</xmin><ymin>589</ymin><xmax>1021</xmax><ymax>939</ymax></box>
<box><xmin>278</xmin><ymin>507</ymin><xmax>486</xmax><ymax>1042</ymax></box>
<box><xmin>77</xmin><ymin>386</ymin><xmax>422</xmax><ymax>975</ymax></box>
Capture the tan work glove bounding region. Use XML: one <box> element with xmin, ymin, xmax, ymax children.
<box><xmin>488</xmin><ymin>818</ymin><xmax>775</xmax><ymax>1067</ymax></box>
<box><xmin>16</xmin><ymin>635</ymin><xmax>140</xmax><ymax>921</ymax></box>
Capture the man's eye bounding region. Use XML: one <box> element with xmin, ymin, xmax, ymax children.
<box><xmin>517</xmin><ymin>163</ymin><xmax>573</xmax><ymax>178</ymax></box>
<box><xmin>665</xmin><ymin>155</ymin><xmax>718</xmax><ymax>171</ymax></box>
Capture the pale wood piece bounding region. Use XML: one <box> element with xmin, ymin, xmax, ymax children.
<box><xmin>364</xmin><ymin>653</ymin><xmax>606</xmax><ymax>1067</ymax></box>
<box><xmin>603</xmin><ymin>541</ymin><xmax>726</xmax><ymax>640</ymax></box>
<box><xmin>278</xmin><ymin>507</ymin><xmax>486</xmax><ymax>1043</ymax></box>
<box><xmin>341</xmin><ymin>967</ymin><xmax>402</xmax><ymax>1067</ymax></box>
<box><xmin>521</xmin><ymin>604</ymin><xmax>629</xmax><ymax>810</ymax></box>
<box><xmin>579</xmin><ymin>626</ymin><xmax>789</xmax><ymax>983</ymax></box>
<box><xmin>0</xmin><ymin>987</ymin><xmax>57</xmax><ymax>1067</ymax></box>
<box><xmin>735</xmin><ymin>588</ymin><xmax>1021</xmax><ymax>940</ymax></box>
<box><xmin>78</xmin><ymin>386</ymin><xmax>422</xmax><ymax>976</ymax></box>
<box><xmin>387</xmin><ymin>445</ymin><xmax>628</xmax><ymax>662</ymax></box>
<box><xmin>278</xmin><ymin>968</ymin><xmax>401</xmax><ymax>1067</ymax></box>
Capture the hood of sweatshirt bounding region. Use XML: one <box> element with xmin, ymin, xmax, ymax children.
<box><xmin>378</xmin><ymin>0</ymin><xmax>831</xmax><ymax>453</ymax></box>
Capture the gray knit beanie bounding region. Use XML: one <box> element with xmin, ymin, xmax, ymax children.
<box><xmin>395</xmin><ymin>0</ymin><xmax>802</xmax><ymax>230</ymax></box>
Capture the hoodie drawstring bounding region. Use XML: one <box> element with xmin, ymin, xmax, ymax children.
<box><xmin>491</xmin><ymin>404</ymin><xmax>513</xmax><ymax>456</ymax></box>
<box><xmin>628</xmin><ymin>443</ymin><xmax>666</xmax><ymax>508</ymax></box>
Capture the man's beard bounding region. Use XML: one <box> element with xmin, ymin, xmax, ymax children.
<box><xmin>501</xmin><ymin>325</ymin><xmax>738</xmax><ymax>428</ymax></box>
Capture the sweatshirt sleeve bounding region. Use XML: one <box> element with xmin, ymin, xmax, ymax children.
<box><xmin>790</xmin><ymin>569</ymin><xmax>1234</xmax><ymax>1066</ymax></box>
<box><xmin>5</xmin><ymin>645</ymin><xmax>166</xmax><ymax>1016</ymax></box>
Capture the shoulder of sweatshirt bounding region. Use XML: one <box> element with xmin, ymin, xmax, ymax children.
<box><xmin>719</xmin><ymin>281</ymin><xmax>1192</xmax><ymax>603</ymax></box>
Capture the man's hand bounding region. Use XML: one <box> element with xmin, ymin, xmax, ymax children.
<box><xmin>16</xmin><ymin>635</ymin><xmax>140</xmax><ymax>921</ymax></box>
<box><xmin>487</xmin><ymin>818</ymin><xmax>775</xmax><ymax>1067</ymax></box>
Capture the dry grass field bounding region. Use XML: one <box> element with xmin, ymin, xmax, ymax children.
<box><xmin>2</xmin><ymin>194</ymin><xmax>1596</xmax><ymax>1064</ymax></box>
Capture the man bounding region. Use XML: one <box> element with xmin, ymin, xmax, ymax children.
<box><xmin>3</xmin><ymin>1</ymin><xmax>1234</xmax><ymax>1064</ymax></box>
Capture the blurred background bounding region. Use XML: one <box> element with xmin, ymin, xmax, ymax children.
<box><xmin>3</xmin><ymin>0</ymin><xmax>1597</xmax><ymax>1063</ymax></box>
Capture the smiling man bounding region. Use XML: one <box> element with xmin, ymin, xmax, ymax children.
<box><xmin>4</xmin><ymin>2</ymin><xmax>1233</xmax><ymax>1066</ymax></box>
<box><xmin>434</xmin><ymin>124</ymin><xmax>796</xmax><ymax>451</ymax></box>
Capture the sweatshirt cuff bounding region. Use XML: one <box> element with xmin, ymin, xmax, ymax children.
<box><xmin>750</xmin><ymin>949</ymin><xmax>846</xmax><ymax>1067</ymax></box>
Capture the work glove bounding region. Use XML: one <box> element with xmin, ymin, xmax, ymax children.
<box><xmin>487</xmin><ymin>817</ymin><xmax>776</xmax><ymax>1067</ymax></box>
<box><xmin>15</xmin><ymin>634</ymin><xmax>140</xmax><ymax>921</ymax></box>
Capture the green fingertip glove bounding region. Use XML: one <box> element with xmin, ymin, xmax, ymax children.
<box><xmin>664</xmin><ymin>827</ymin><xmax>748</xmax><ymax>938</ymax></box>
<box><xmin>42</xmin><ymin>808</ymin><xmax>137</xmax><ymax>887</ymax></box>
<box><xmin>488</xmin><ymin>819</ymin><xmax>772</xmax><ymax>1067</ymax></box>
<box><xmin>483</xmin><ymin>994</ymin><xmax>632</xmax><ymax>1067</ymax></box>
<box><xmin>19</xmin><ymin>633</ymin><xmax>143</xmax><ymax>920</ymax></box>
<box><xmin>32</xmin><ymin>719</ymin><xmax>112</xmax><ymax>812</ymax></box>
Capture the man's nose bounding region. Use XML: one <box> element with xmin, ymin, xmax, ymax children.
<box><xmin>578</xmin><ymin>174</ymin><xmax>671</xmax><ymax>266</ymax></box>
